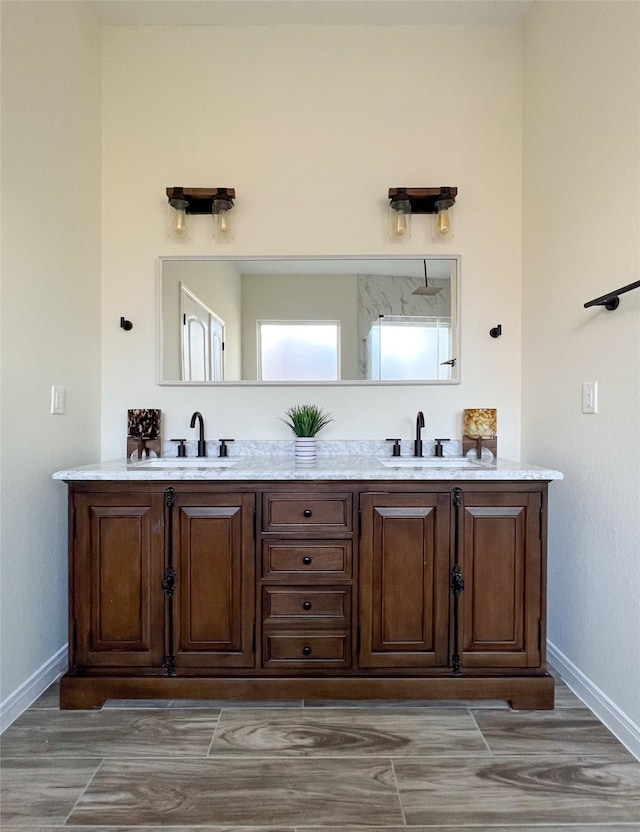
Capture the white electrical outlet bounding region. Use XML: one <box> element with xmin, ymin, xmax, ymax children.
<box><xmin>51</xmin><ymin>385</ymin><xmax>65</xmax><ymax>415</ymax></box>
<box><xmin>582</xmin><ymin>382</ymin><xmax>598</xmax><ymax>414</ymax></box>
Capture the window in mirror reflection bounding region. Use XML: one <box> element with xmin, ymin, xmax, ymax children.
<box><xmin>258</xmin><ymin>321</ymin><xmax>340</xmax><ymax>381</ymax></box>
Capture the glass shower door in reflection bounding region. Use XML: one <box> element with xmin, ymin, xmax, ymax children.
<box><xmin>365</xmin><ymin>315</ymin><xmax>453</xmax><ymax>381</ymax></box>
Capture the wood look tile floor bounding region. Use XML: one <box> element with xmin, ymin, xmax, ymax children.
<box><xmin>2</xmin><ymin>674</ymin><xmax>639</xmax><ymax>830</ymax></box>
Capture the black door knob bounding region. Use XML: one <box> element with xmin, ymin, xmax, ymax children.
<box><xmin>303</xmin><ymin>509</ymin><xmax>312</xmax><ymax>517</ymax></box>
<box><xmin>302</xmin><ymin>601</ymin><xmax>312</xmax><ymax>610</ymax></box>
<box><xmin>302</xmin><ymin>556</ymin><xmax>312</xmax><ymax>565</ymax></box>
<box><xmin>302</xmin><ymin>646</ymin><xmax>312</xmax><ymax>656</ymax></box>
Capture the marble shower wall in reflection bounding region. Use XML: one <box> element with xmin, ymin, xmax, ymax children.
<box><xmin>357</xmin><ymin>273</ymin><xmax>452</xmax><ymax>379</ymax></box>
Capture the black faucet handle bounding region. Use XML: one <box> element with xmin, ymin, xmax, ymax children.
<box><xmin>434</xmin><ymin>438</ymin><xmax>451</xmax><ymax>458</ymax></box>
<box><xmin>170</xmin><ymin>438</ymin><xmax>187</xmax><ymax>458</ymax></box>
<box><xmin>385</xmin><ymin>438</ymin><xmax>402</xmax><ymax>457</ymax></box>
<box><xmin>218</xmin><ymin>438</ymin><xmax>234</xmax><ymax>458</ymax></box>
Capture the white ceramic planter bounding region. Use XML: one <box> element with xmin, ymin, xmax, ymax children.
<box><xmin>294</xmin><ymin>437</ymin><xmax>317</xmax><ymax>467</ymax></box>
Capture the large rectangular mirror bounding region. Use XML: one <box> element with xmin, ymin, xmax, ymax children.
<box><xmin>158</xmin><ymin>256</ymin><xmax>460</xmax><ymax>385</ymax></box>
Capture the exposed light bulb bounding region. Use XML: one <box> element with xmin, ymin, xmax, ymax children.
<box><xmin>394</xmin><ymin>209</ymin><xmax>408</xmax><ymax>237</ymax></box>
<box><xmin>389</xmin><ymin>197</ymin><xmax>411</xmax><ymax>241</ymax></box>
<box><xmin>433</xmin><ymin>198</ymin><xmax>454</xmax><ymax>241</ymax></box>
<box><xmin>435</xmin><ymin>208</ymin><xmax>450</xmax><ymax>237</ymax></box>
<box><xmin>212</xmin><ymin>195</ymin><xmax>234</xmax><ymax>242</ymax></box>
<box><xmin>168</xmin><ymin>196</ymin><xmax>189</xmax><ymax>240</ymax></box>
<box><xmin>173</xmin><ymin>208</ymin><xmax>187</xmax><ymax>235</ymax></box>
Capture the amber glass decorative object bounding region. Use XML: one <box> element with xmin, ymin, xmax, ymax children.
<box><xmin>463</xmin><ymin>408</ymin><xmax>497</xmax><ymax>459</ymax></box>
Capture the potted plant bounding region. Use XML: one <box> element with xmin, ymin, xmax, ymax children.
<box><xmin>281</xmin><ymin>404</ymin><xmax>333</xmax><ymax>466</ymax></box>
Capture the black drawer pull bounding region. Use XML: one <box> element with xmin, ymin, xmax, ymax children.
<box><xmin>302</xmin><ymin>646</ymin><xmax>312</xmax><ymax>656</ymax></box>
<box><xmin>302</xmin><ymin>556</ymin><xmax>312</xmax><ymax>565</ymax></box>
<box><xmin>303</xmin><ymin>509</ymin><xmax>313</xmax><ymax>518</ymax></box>
<box><xmin>302</xmin><ymin>601</ymin><xmax>312</xmax><ymax>611</ymax></box>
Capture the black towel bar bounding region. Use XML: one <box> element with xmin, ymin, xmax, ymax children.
<box><xmin>584</xmin><ymin>279</ymin><xmax>640</xmax><ymax>311</ymax></box>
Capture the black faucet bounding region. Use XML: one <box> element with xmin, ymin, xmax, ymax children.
<box><xmin>414</xmin><ymin>410</ymin><xmax>425</xmax><ymax>457</ymax></box>
<box><xmin>190</xmin><ymin>411</ymin><xmax>207</xmax><ymax>457</ymax></box>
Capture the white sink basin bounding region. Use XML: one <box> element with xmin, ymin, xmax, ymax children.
<box><xmin>379</xmin><ymin>457</ymin><xmax>486</xmax><ymax>468</ymax></box>
<box><xmin>131</xmin><ymin>457</ymin><xmax>239</xmax><ymax>468</ymax></box>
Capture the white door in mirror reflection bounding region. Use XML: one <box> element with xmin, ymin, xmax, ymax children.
<box><xmin>180</xmin><ymin>284</ymin><xmax>225</xmax><ymax>382</ymax></box>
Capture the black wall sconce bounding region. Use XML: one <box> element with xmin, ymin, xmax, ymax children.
<box><xmin>388</xmin><ymin>186</ymin><xmax>457</xmax><ymax>241</ymax></box>
<box><xmin>166</xmin><ymin>186</ymin><xmax>236</xmax><ymax>242</ymax></box>
<box><xmin>120</xmin><ymin>317</ymin><xmax>133</xmax><ymax>331</ymax></box>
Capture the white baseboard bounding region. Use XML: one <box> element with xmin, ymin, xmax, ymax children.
<box><xmin>0</xmin><ymin>644</ymin><xmax>68</xmax><ymax>733</ymax></box>
<box><xmin>2</xmin><ymin>641</ymin><xmax>638</xmax><ymax>760</ymax></box>
<box><xmin>548</xmin><ymin>640</ymin><xmax>640</xmax><ymax>761</ymax></box>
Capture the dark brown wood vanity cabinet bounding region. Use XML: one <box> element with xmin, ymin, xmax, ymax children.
<box><xmin>62</xmin><ymin>480</ymin><xmax>554</xmax><ymax>710</ymax></box>
<box><xmin>358</xmin><ymin>492</ymin><xmax>451</xmax><ymax>668</ymax></box>
<box><xmin>68</xmin><ymin>486</ymin><xmax>255</xmax><ymax>678</ymax></box>
<box><xmin>260</xmin><ymin>489</ymin><xmax>354</xmax><ymax>671</ymax></box>
<box><xmin>171</xmin><ymin>492</ymin><xmax>256</xmax><ymax>670</ymax></box>
<box><xmin>459</xmin><ymin>490</ymin><xmax>543</xmax><ymax>669</ymax></box>
<box><xmin>71</xmin><ymin>491</ymin><xmax>165</xmax><ymax>670</ymax></box>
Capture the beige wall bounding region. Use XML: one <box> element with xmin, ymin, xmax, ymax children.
<box><xmin>522</xmin><ymin>1</ymin><xmax>640</xmax><ymax>729</ymax></box>
<box><xmin>0</xmin><ymin>2</ymin><xmax>102</xmax><ymax>703</ymax></box>
<box><xmin>100</xmin><ymin>24</ymin><xmax>523</xmax><ymax>457</ymax></box>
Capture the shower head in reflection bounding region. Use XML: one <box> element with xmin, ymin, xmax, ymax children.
<box><xmin>412</xmin><ymin>259</ymin><xmax>442</xmax><ymax>296</ymax></box>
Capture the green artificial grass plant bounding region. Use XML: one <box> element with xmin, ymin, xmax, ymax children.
<box><xmin>281</xmin><ymin>404</ymin><xmax>333</xmax><ymax>437</ymax></box>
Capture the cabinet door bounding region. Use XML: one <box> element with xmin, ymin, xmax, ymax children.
<box><xmin>73</xmin><ymin>492</ymin><xmax>165</xmax><ymax>668</ymax></box>
<box><xmin>173</xmin><ymin>493</ymin><xmax>255</xmax><ymax>668</ymax></box>
<box><xmin>460</xmin><ymin>492</ymin><xmax>542</xmax><ymax>668</ymax></box>
<box><xmin>359</xmin><ymin>493</ymin><xmax>451</xmax><ymax>668</ymax></box>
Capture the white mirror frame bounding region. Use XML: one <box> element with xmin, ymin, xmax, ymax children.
<box><xmin>156</xmin><ymin>254</ymin><xmax>462</xmax><ymax>387</ymax></box>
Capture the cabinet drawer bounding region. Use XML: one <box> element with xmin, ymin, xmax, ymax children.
<box><xmin>262</xmin><ymin>540</ymin><xmax>352</xmax><ymax>581</ymax></box>
<box><xmin>262</xmin><ymin>632</ymin><xmax>351</xmax><ymax>669</ymax></box>
<box><xmin>262</xmin><ymin>493</ymin><xmax>352</xmax><ymax>534</ymax></box>
<box><xmin>263</xmin><ymin>587</ymin><xmax>350</xmax><ymax>626</ymax></box>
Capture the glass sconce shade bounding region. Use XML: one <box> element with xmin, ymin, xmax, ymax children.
<box><xmin>389</xmin><ymin>198</ymin><xmax>411</xmax><ymax>240</ymax></box>
<box><xmin>212</xmin><ymin>195</ymin><xmax>234</xmax><ymax>242</ymax></box>
<box><xmin>168</xmin><ymin>195</ymin><xmax>189</xmax><ymax>240</ymax></box>
<box><xmin>433</xmin><ymin>198</ymin><xmax>454</xmax><ymax>241</ymax></box>
<box><xmin>387</xmin><ymin>188</ymin><xmax>457</xmax><ymax>243</ymax></box>
<box><xmin>166</xmin><ymin>187</ymin><xmax>236</xmax><ymax>242</ymax></box>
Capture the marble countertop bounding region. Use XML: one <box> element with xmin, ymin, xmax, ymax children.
<box><xmin>53</xmin><ymin>455</ymin><xmax>563</xmax><ymax>482</ymax></box>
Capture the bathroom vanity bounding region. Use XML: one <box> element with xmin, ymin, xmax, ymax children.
<box><xmin>54</xmin><ymin>455</ymin><xmax>562</xmax><ymax>710</ymax></box>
